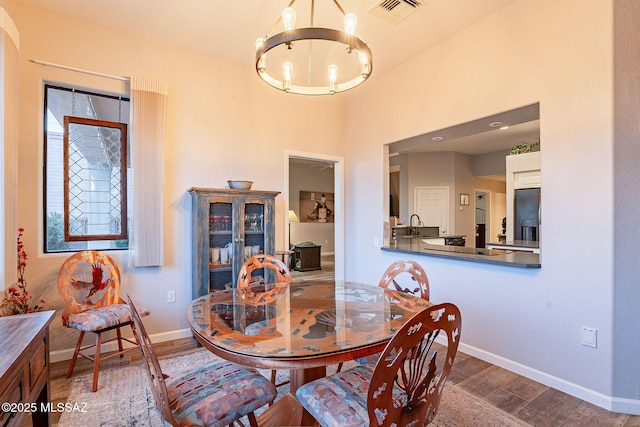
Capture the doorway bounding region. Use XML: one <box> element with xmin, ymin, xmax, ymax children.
<box><xmin>474</xmin><ymin>191</ymin><xmax>489</xmax><ymax>248</ymax></box>
<box><xmin>285</xmin><ymin>151</ymin><xmax>344</xmax><ymax>280</ymax></box>
<box><xmin>414</xmin><ymin>187</ymin><xmax>449</xmax><ymax>235</ymax></box>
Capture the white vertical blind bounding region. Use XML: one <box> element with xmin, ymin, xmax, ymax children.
<box><xmin>1</xmin><ymin>7</ymin><xmax>20</xmax><ymax>288</ymax></box>
<box><xmin>129</xmin><ymin>77</ymin><xmax>168</xmax><ymax>267</ymax></box>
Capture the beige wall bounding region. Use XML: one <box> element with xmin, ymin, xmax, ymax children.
<box><xmin>344</xmin><ymin>0</ymin><xmax>632</xmax><ymax>412</ymax></box>
<box><xmin>12</xmin><ymin>3</ymin><xmax>347</xmax><ymax>352</ymax></box>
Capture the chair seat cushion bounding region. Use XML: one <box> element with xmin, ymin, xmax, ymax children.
<box><xmin>356</xmin><ymin>353</ymin><xmax>380</xmax><ymax>365</ymax></box>
<box><xmin>67</xmin><ymin>304</ymin><xmax>150</xmax><ymax>332</ymax></box>
<box><xmin>166</xmin><ymin>360</ymin><xmax>277</xmax><ymax>426</ymax></box>
<box><xmin>296</xmin><ymin>364</ymin><xmax>375</xmax><ymax>427</ymax></box>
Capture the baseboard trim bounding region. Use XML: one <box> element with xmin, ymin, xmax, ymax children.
<box><xmin>50</xmin><ymin>328</ymin><xmax>194</xmax><ymax>363</ymax></box>
<box><xmin>457</xmin><ymin>342</ymin><xmax>640</xmax><ymax>415</ymax></box>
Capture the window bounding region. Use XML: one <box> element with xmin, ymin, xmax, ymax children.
<box><xmin>44</xmin><ymin>85</ymin><xmax>131</xmax><ymax>253</ymax></box>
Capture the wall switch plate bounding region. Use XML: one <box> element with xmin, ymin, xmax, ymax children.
<box><xmin>167</xmin><ymin>290</ymin><xmax>176</xmax><ymax>303</ymax></box>
<box><xmin>581</xmin><ymin>327</ymin><xmax>597</xmax><ymax>347</ymax></box>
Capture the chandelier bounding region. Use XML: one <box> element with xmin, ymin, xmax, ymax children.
<box><xmin>255</xmin><ymin>0</ymin><xmax>373</xmax><ymax>95</ymax></box>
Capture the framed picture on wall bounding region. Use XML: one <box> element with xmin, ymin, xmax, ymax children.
<box><xmin>300</xmin><ymin>191</ymin><xmax>334</xmax><ymax>223</ymax></box>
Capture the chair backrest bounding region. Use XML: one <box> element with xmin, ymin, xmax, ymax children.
<box><xmin>127</xmin><ymin>295</ymin><xmax>178</xmax><ymax>426</ymax></box>
<box><xmin>237</xmin><ymin>254</ymin><xmax>291</xmax><ymax>304</ymax></box>
<box><xmin>57</xmin><ymin>250</ymin><xmax>123</xmax><ymax>326</ymax></box>
<box><xmin>368</xmin><ymin>302</ymin><xmax>461</xmax><ymax>427</ymax></box>
<box><xmin>378</xmin><ymin>259</ymin><xmax>430</xmax><ymax>300</ymax></box>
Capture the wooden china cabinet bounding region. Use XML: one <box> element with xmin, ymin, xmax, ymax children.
<box><xmin>188</xmin><ymin>187</ymin><xmax>279</xmax><ymax>297</ymax></box>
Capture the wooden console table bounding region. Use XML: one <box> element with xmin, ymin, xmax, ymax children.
<box><xmin>0</xmin><ymin>310</ymin><xmax>55</xmax><ymax>427</ymax></box>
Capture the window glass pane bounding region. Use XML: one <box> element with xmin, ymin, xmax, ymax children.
<box><xmin>44</xmin><ymin>85</ymin><xmax>131</xmax><ymax>253</ymax></box>
<box><xmin>64</xmin><ymin>117</ymin><xmax>127</xmax><ymax>241</ymax></box>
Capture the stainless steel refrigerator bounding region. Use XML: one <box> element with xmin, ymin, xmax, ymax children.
<box><xmin>514</xmin><ymin>188</ymin><xmax>540</xmax><ymax>241</ymax></box>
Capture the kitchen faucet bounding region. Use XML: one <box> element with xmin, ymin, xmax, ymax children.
<box><xmin>409</xmin><ymin>214</ymin><xmax>422</xmax><ymax>236</ymax></box>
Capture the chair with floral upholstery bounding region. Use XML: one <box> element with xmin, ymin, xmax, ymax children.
<box><xmin>336</xmin><ymin>258</ymin><xmax>431</xmax><ymax>372</ymax></box>
<box><xmin>127</xmin><ymin>295</ymin><xmax>276</xmax><ymax>427</ymax></box>
<box><xmin>238</xmin><ymin>254</ymin><xmax>291</xmax><ymax>387</ymax></box>
<box><xmin>296</xmin><ymin>302</ymin><xmax>461</xmax><ymax>427</ymax></box>
<box><xmin>237</xmin><ymin>254</ymin><xmax>291</xmax><ymax>302</ymax></box>
<box><xmin>57</xmin><ymin>250</ymin><xmax>149</xmax><ymax>392</ymax></box>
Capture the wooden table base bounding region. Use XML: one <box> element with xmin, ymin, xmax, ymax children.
<box><xmin>256</xmin><ymin>367</ymin><xmax>326</xmax><ymax>426</ymax></box>
<box><xmin>256</xmin><ymin>394</ymin><xmax>305</xmax><ymax>427</ymax></box>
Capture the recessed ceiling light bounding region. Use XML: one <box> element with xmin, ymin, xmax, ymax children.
<box><xmin>432</xmin><ymin>136</ymin><xmax>444</xmax><ymax>141</ymax></box>
<box><xmin>489</xmin><ymin>121</ymin><xmax>504</xmax><ymax>128</ymax></box>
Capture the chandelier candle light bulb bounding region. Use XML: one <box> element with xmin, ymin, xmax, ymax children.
<box><xmin>358</xmin><ymin>51</ymin><xmax>371</xmax><ymax>77</ymax></box>
<box><xmin>282</xmin><ymin>7</ymin><xmax>297</xmax><ymax>32</ymax></box>
<box><xmin>343</xmin><ymin>13</ymin><xmax>357</xmax><ymax>35</ymax></box>
<box><xmin>283</xmin><ymin>61</ymin><xmax>293</xmax><ymax>92</ymax></box>
<box><xmin>328</xmin><ymin>64</ymin><xmax>338</xmax><ymax>94</ymax></box>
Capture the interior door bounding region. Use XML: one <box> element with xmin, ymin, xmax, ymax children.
<box><xmin>415</xmin><ymin>187</ymin><xmax>449</xmax><ymax>236</ymax></box>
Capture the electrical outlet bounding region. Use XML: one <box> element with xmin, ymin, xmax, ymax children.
<box><xmin>167</xmin><ymin>290</ymin><xmax>176</xmax><ymax>303</ymax></box>
<box><xmin>581</xmin><ymin>327</ymin><xmax>597</xmax><ymax>348</ymax></box>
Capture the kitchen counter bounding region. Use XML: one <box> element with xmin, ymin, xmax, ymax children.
<box><xmin>383</xmin><ymin>237</ymin><xmax>540</xmax><ymax>268</ymax></box>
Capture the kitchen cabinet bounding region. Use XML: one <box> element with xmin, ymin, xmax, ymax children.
<box><xmin>188</xmin><ymin>187</ymin><xmax>279</xmax><ymax>297</ymax></box>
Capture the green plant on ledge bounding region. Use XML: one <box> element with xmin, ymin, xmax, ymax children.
<box><xmin>0</xmin><ymin>228</ymin><xmax>49</xmax><ymax>316</ymax></box>
<box><xmin>509</xmin><ymin>141</ymin><xmax>541</xmax><ymax>155</ymax></box>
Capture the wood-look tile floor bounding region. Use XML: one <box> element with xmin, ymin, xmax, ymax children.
<box><xmin>38</xmin><ymin>337</ymin><xmax>640</xmax><ymax>427</ymax></box>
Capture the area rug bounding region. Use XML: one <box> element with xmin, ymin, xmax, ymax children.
<box><xmin>58</xmin><ymin>349</ymin><xmax>529</xmax><ymax>427</ymax></box>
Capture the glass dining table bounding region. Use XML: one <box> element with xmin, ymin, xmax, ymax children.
<box><xmin>186</xmin><ymin>279</ymin><xmax>432</xmax><ymax>426</ymax></box>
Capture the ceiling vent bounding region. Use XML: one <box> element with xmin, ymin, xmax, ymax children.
<box><xmin>369</xmin><ymin>0</ymin><xmax>424</xmax><ymax>25</ymax></box>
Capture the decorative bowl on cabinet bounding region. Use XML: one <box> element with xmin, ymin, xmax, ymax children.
<box><xmin>228</xmin><ymin>180</ymin><xmax>253</xmax><ymax>190</ymax></box>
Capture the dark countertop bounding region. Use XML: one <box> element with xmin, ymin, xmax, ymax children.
<box><xmin>486</xmin><ymin>240</ymin><xmax>539</xmax><ymax>249</ymax></box>
<box><xmin>397</xmin><ymin>234</ymin><xmax>466</xmax><ymax>240</ymax></box>
<box><xmin>382</xmin><ymin>237</ymin><xmax>541</xmax><ymax>268</ymax></box>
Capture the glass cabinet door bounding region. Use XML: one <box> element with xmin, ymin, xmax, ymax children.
<box><xmin>208</xmin><ymin>201</ymin><xmax>233</xmax><ymax>291</ymax></box>
<box><xmin>242</xmin><ymin>202</ymin><xmax>265</xmax><ymax>259</ymax></box>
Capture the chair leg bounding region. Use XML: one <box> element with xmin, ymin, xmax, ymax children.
<box><xmin>92</xmin><ymin>331</ymin><xmax>102</xmax><ymax>392</ymax></box>
<box><xmin>67</xmin><ymin>331</ymin><xmax>85</xmax><ymax>378</ymax></box>
<box><xmin>116</xmin><ymin>327</ymin><xmax>125</xmax><ymax>358</ymax></box>
<box><xmin>335</xmin><ymin>362</ymin><xmax>343</xmax><ymax>373</ymax></box>
<box><xmin>247</xmin><ymin>412</ymin><xmax>259</xmax><ymax>427</ymax></box>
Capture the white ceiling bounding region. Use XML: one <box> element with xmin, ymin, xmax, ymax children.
<box><xmin>18</xmin><ymin>0</ymin><xmax>517</xmax><ymax>79</ymax></box>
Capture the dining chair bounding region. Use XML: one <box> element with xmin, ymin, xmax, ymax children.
<box><xmin>378</xmin><ymin>259</ymin><xmax>430</xmax><ymax>300</ymax></box>
<box><xmin>57</xmin><ymin>250</ymin><xmax>150</xmax><ymax>392</ymax></box>
<box><xmin>127</xmin><ymin>295</ymin><xmax>277</xmax><ymax>427</ymax></box>
<box><xmin>238</xmin><ymin>254</ymin><xmax>291</xmax><ymax>387</ymax></box>
<box><xmin>296</xmin><ymin>302</ymin><xmax>462</xmax><ymax>427</ymax></box>
<box><xmin>336</xmin><ymin>258</ymin><xmax>431</xmax><ymax>372</ymax></box>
